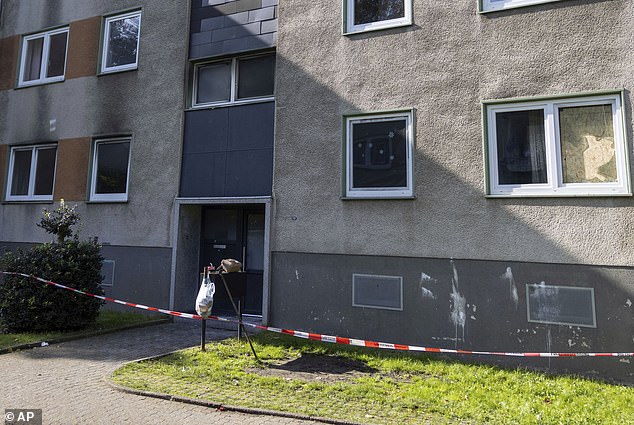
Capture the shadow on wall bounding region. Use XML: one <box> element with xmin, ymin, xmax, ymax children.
<box><xmin>268</xmin><ymin>52</ymin><xmax>634</xmax><ymax>383</ymax></box>
<box><xmin>189</xmin><ymin>0</ymin><xmax>277</xmax><ymax>59</ymax></box>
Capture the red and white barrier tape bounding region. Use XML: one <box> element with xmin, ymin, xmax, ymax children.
<box><xmin>3</xmin><ymin>271</ymin><xmax>633</xmax><ymax>358</ymax></box>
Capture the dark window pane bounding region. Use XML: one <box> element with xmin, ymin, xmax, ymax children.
<box><xmin>34</xmin><ymin>147</ymin><xmax>57</xmax><ymax>195</ymax></box>
<box><xmin>23</xmin><ymin>37</ymin><xmax>43</xmax><ymax>81</ymax></box>
<box><xmin>95</xmin><ymin>142</ymin><xmax>130</xmax><ymax>194</ymax></box>
<box><xmin>352</xmin><ymin>119</ymin><xmax>407</xmax><ymax>189</ymax></box>
<box><xmin>203</xmin><ymin>209</ymin><xmax>238</xmax><ymax>241</ymax></box>
<box><xmin>10</xmin><ymin>150</ymin><xmax>32</xmax><ymax>196</ymax></box>
<box><xmin>197</xmin><ymin>62</ymin><xmax>231</xmax><ymax>103</ymax></box>
<box><xmin>106</xmin><ymin>15</ymin><xmax>140</xmax><ymax>68</ymax></box>
<box><xmin>237</xmin><ymin>55</ymin><xmax>275</xmax><ymax>99</ymax></box>
<box><xmin>495</xmin><ymin>109</ymin><xmax>547</xmax><ymax>185</ymax></box>
<box><xmin>246</xmin><ymin>213</ymin><xmax>265</xmax><ymax>271</ymax></box>
<box><xmin>559</xmin><ymin>104</ymin><xmax>617</xmax><ymax>184</ymax></box>
<box><xmin>46</xmin><ymin>32</ymin><xmax>68</xmax><ymax>78</ymax></box>
<box><xmin>354</xmin><ymin>0</ymin><xmax>405</xmax><ymax>25</ymax></box>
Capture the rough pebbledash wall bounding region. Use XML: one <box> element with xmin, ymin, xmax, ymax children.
<box><xmin>53</xmin><ymin>137</ymin><xmax>91</xmax><ymax>201</ymax></box>
<box><xmin>0</xmin><ymin>35</ymin><xmax>18</xmax><ymax>90</ymax></box>
<box><xmin>66</xmin><ymin>17</ymin><xmax>100</xmax><ymax>79</ymax></box>
<box><xmin>269</xmin><ymin>0</ymin><xmax>634</xmax><ymax>382</ymax></box>
<box><xmin>0</xmin><ymin>0</ymin><xmax>190</xmax><ymax>248</ymax></box>
<box><xmin>272</xmin><ymin>0</ymin><xmax>634</xmax><ymax>268</ymax></box>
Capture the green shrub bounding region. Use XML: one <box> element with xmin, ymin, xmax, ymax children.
<box><xmin>0</xmin><ymin>201</ymin><xmax>104</xmax><ymax>332</ymax></box>
<box><xmin>37</xmin><ymin>200</ymin><xmax>80</xmax><ymax>244</ymax></box>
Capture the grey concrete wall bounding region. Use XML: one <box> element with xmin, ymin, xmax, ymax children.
<box><xmin>0</xmin><ymin>241</ymin><xmax>172</xmax><ymax>312</ymax></box>
<box><xmin>180</xmin><ymin>102</ymin><xmax>274</xmax><ymax>197</ymax></box>
<box><xmin>0</xmin><ymin>0</ymin><xmax>190</xmax><ymax>248</ymax></box>
<box><xmin>271</xmin><ymin>251</ymin><xmax>634</xmax><ymax>383</ymax></box>
<box><xmin>173</xmin><ymin>204</ymin><xmax>202</xmax><ymax>312</ymax></box>
<box><xmin>190</xmin><ymin>0</ymin><xmax>277</xmax><ymax>59</ymax></box>
<box><xmin>272</xmin><ymin>0</ymin><xmax>634</xmax><ymax>268</ymax></box>
<box><xmin>100</xmin><ymin>245</ymin><xmax>172</xmax><ymax>310</ymax></box>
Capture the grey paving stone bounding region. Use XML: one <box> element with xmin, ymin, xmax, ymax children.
<box><xmin>0</xmin><ymin>320</ymin><xmax>323</xmax><ymax>424</ymax></box>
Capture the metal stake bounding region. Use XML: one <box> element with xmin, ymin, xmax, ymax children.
<box><xmin>201</xmin><ymin>318</ymin><xmax>206</xmax><ymax>351</ymax></box>
<box><xmin>217</xmin><ymin>272</ymin><xmax>259</xmax><ymax>362</ymax></box>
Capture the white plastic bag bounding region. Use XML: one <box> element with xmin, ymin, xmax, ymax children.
<box><xmin>195</xmin><ymin>272</ymin><xmax>215</xmax><ymax>318</ymax></box>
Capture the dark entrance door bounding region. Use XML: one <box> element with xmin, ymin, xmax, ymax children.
<box><xmin>200</xmin><ymin>205</ymin><xmax>264</xmax><ymax>316</ymax></box>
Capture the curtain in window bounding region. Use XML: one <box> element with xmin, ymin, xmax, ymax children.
<box><xmin>528</xmin><ymin>112</ymin><xmax>547</xmax><ymax>184</ymax></box>
<box><xmin>496</xmin><ymin>109</ymin><xmax>547</xmax><ymax>185</ymax></box>
<box><xmin>23</xmin><ymin>38</ymin><xmax>43</xmax><ymax>81</ymax></box>
<box><xmin>10</xmin><ymin>150</ymin><xmax>32</xmax><ymax>196</ymax></box>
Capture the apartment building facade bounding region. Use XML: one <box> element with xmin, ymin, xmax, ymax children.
<box><xmin>170</xmin><ymin>0</ymin><xmax>277</xmax><ymax>317</ymax></box>
<box><xmin>0</xmin><ymin>0</ymin><xmax>278</xmax><ymax>318</ymax></box>
<box><xmin>270</xmin><ymin>0</ymin><xmax>634</xmax><ymax>382</ymax></box>
<box><xmin>1</xmin><ymin>0</ymin><xmax>632</xmax><ymax>382</ymax></box>
<box><xmin>0</xmin><ymin>0</ymin><xmax>190</xmax><ymax>309</ymax></box>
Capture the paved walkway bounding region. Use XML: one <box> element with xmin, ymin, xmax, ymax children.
<box><xmin>0</xmin><ymin>320</ymin><xmax>324</xmax><ymax>425</ymax></box>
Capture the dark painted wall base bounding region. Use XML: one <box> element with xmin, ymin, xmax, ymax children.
<box><xmin>270</xmin><ymin>251</ymin><xmax>634</xmax><ymax>384</ymax></box>
<box><xmin>0</xmin><ymin>241</ymin><xmax>173</xmax><ymax>314</ymax></box>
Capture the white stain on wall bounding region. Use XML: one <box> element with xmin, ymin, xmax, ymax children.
<box><xmin>421</xmin><ymin>287</ymin><xmax>436</xmax><ymax>299</ymax></box>
<box><xmin>626</xmin><ymin>299</ymin><xmax>632</xmax><ymax>308</ymax></box>
<box><xmin>449</xmin><ymin>260</ymin><xmax>466</xmax><ymax>344</ymax></box>
<box><xmin>500</xmin><ymin>267</ymin><xmax>519</xmax><ymax>309</ymax></box>
<box><xmin>420</xmin><ymin>273</ymin><xmax>437</xmax><ymax>299</ymax></box>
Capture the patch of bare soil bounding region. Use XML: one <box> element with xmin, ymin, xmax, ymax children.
<box><xmin>247</xmin><ymin>353</ymin><xmax>379</xmax><ymax>383</ymax></box>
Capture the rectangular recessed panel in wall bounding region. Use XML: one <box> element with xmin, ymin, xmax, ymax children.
<box><xmin>101</xmin><ymin>260</ymin><xmax>115</xmax><ymax>287</ymax></box>
<box><xmin>352</xmin><ymin>274</ymin><xmax>403</xmax><ymax>311</ymax></box>
<box><xmin>526</xmin><ymin>284</ymin><xmax>596</xmax><ymax>328</ymax></box>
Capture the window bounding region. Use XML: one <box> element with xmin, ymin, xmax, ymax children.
<box><xmin>6</xmin><ymin>145</ymin><xmax>57</xmax><ymax>201</ymax></box>
<box><xmin>193</xmin><ymin>53</ymin><xmax>275</xmax><ymax>107</ymax></box>
<box><xmin>526</xmin><ymin>284</ymin><xmax>596</xmax><ymax>328</ymax></box>
<box><xmin>345</xmin><ymin>111</ymin><xmax>414</xmax><ymax>198</ymax></box>
<box><xmin>101</xmin><ymin>11</ymin><xmax>141</xmax><ymax>73</ymax></box>
<box><xmin>90</xmin><ymin>138</ymin><xmax>131</xmax><ymax>202</ymax></box>
<box><xmin>345</xmin><ymin>0</ymin><xmax>412</xmax><ymax>34</ymax></box>
<box><xmin>485</xmin><ymin>93</ymin><xmax>630</xmax><ymax>197</ymax></box>
<box><xmin>18</xmin><ymin>27</ymin><xmax>68</xmax><ymax>87</ymax></box>
<box><xmin>480</xmin><ymin>0</ymin><xmax>560</xmax><ymax>12</ymax></box>
<box><xmin>352</xmin><ymin>274</ymin><xmax>403</xmax><ymax>311</ymax></box>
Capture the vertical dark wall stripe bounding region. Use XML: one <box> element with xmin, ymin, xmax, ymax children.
<box><xmin>0</xmin><ymin>35</ymin><xmax>19</xmax><ymax>90</ymax></box>
<box><xmin>66</xmin><ymin>16</ymin><xmax>101</xmax><ymax>79</ymax></box>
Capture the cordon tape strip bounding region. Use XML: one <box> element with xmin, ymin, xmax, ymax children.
<box><xmin>2</xmin><ymin>271</ymin><xmax>633</xmax><ymax>358</ymax></box>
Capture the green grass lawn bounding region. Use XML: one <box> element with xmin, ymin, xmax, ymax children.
<box><xmin>0</xmin><ymin>310</ymin><xmax>166</xmax><ymax>350</ymax></box>
<box><xmin>111</xmin><ymin>332</ymin><xmax>634</xmax><ymax>425</ymax></box>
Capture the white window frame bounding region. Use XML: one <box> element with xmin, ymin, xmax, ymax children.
<box><xmin>90</xmin><ymin>138</ymin><xmax>131</xmax><ymax>202</ymax></box>
<box><xmin>5</xmin><ymin>144</ymin><xmax>57</xmax><ymax>202</ymax></box>
<box><xmin>100</xmin><ymin>11</ymin><xmax>142</xmax><ymax>74</ymax></box>
<box><xmin>485</xmin><ymin>93</ymin><xmax>631</xmax><ymax>197</ymax></box>
<box><xmin>345</xmin><ymin>0</ymin><xmax>413</xmax><ymax>34</ymax></box>
<box><xmin>345</xmin><ymin>111</ymin><xmax>414</xmax><ymax>199</ymax></box>
<box><xmin>192</xmin><ymin>53</ymin><xmax>275</xmax><ymax>109</ymax></box>
<box><xmin>18</xmin><ymin>27</ymin><xmax>69</xmax><ymax>87</ymax></box>
<box><xmin>480</xmin><ymin>0</ymin><xmax>561</xmax><ymax>13</ymax></box>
